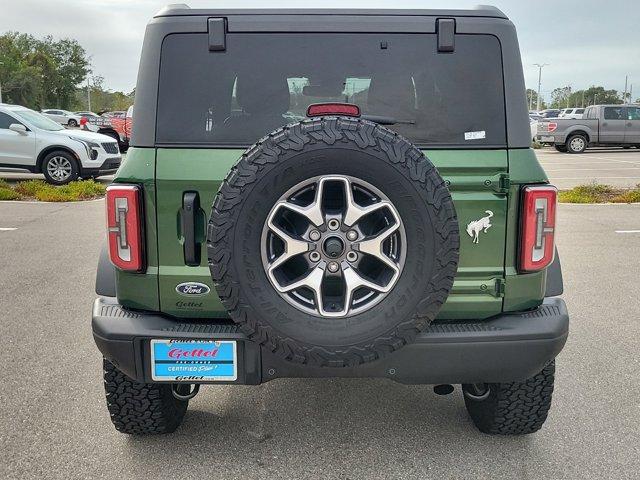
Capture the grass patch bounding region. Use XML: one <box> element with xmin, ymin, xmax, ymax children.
<box><xmin>0</xmin><ymin>179</ymin><xmax>106</xmax><ymax>202</ymax></box>
<box><xmin>559</xmin><ymin>183</ymin><xmax>640</xmax><ymax>203</ymax></box>
<box><xmin>0</xmin><ymin>187</ymin><xmax>22</xmax><ymax>201</ymax></box>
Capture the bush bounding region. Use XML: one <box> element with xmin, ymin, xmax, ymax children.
<box><xmin>611</xmin><ymin>190</ymin><xmax>640</xmax><ymax>204</ymax></box>
<box><xmin>14</xmin><ymin>180</ymin><xmax>48</xmax><ymax>197</ymax></box>
<box><xmin>559</xmin><ymin>183</ymin><xmax>640</xmax><ymax>204</ymax></box>
<box><xmin>1</xmin><ymin>179</ymin><xmax>106</xmax><ymax>202</ymax></box>
<box><xmin>0</xmin><ymin>187</ymin><xmax>22</xmax><ymax>201</ymax></box>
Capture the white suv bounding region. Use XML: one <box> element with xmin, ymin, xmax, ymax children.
<box><xmin>558</xmin><ymin>108</ymin><xmax>585</xmax><ymax>119</ymax></box>
<box><xmin>0</xmin><ymin>104</ymin><xmax>122</xmax><ymax>184</ymax></box>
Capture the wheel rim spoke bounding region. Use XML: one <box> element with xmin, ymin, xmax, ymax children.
<box><xmin>262</xmin><ymin>175</ymin><xmax>405</xmax><ymax>318</ymax></box>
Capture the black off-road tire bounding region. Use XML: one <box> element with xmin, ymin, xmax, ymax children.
<box><xmin>103</xmin><ymin>359</ymin><xmax>188</xmax><ymax>435</ymax></box>
<box><xmin>554</xmin><ymin>144</ymin><xmax>568</xmax><ymax>153</ymax></box>
<box><xmin>462</xmin><ymin>361</ymin><xmax>556</xmax><ymax>435</ymax></box>
<box><xmin>208</xmin><ymin>117</ymin><xmax>459</xmax><ymax>368</ymax></box>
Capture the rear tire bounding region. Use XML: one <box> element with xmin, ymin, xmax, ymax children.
<box><xmin>67</xmin><ymin>119</ymin><xmax>78</xmax><ymax>127</ymax></box>
<box><xmin>462</xmin><ymin>361</ymin><xmax>555</xmax><ymax>435</ymax></box>
<box><xmin>566</xmin><ymin>134</ymin><xmax>587</xmax><ymax>154</ymax></box>
<box><xmin>554</xmin><ymin>144</ymin><xmax>568</xmax><ymax>153</ymax></box>
<box><xmin>103</xmin><ymin>359</ymin><xmax>189</xmax><ymax>435</ymax></box>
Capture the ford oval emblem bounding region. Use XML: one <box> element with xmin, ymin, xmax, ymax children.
<box><xmin>176</xmin><ymin>282</ymin><xmax>211</xmax><ymax>296</ymax></box>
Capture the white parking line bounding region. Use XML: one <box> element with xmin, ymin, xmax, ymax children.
<box><xmin>615</xmin><ymin>230</ymin><xmax>640</xmax><ymax>233</ymax></box>
<box><xmin>0</xmin><ymin>227</ymin><xmax>17</xmax><ymax>231</ymax></box>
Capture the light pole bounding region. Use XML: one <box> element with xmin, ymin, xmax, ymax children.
<box><xmin>0</xmin><ymin>61</ymin><xmax>4</xmax><ymax>104</ymax></box>
<box><xmin>86</xmin><ymin>75</ymin><xmax>92</xmax><ymax>111</ymax></box>
<box><xmin>534</xmin><ymin>63</ymin><xmax>549</xmax><ymax>111</ymax></box>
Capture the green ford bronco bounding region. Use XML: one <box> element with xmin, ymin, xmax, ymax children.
<box><xmin>92</xmin><ymin>5</ymin><xmax>568</xmax><ymax>436</ymax></box>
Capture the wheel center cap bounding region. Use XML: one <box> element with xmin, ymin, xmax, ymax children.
<box><xmin>323</xmin><ymin>236</ymin><xmax>345</xmax><ymax>258</ymax></box>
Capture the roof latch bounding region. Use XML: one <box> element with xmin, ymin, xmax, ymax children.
<box><xmin>437</xmin><ymin>18</ymin><xmax>456</xmax><ymax>53</ymax></box>
<box><xmin>208</xmin><ymin>18</ymin><xmax>227</xmax><ymax>51</ymax></box>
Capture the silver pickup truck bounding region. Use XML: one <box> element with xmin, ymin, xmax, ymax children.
<box><xmin>536</xmin><ymin>104</ymin><xmax>640</xmax><ymax>153</ymax></box>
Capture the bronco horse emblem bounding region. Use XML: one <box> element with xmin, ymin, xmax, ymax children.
<box><xmin>466</xmin><ymin>210</ymin><xmax>494</xmax><ymax>244</ymax></box>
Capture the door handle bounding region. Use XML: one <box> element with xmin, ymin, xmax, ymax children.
<box><xmin>181</xmin><ymin>192</ymin><xmax>201</xmax><ymax>266</ymax></box>
<box><xmin>627</xmin><ymin>122</ymin><xmax>633</xmax><ymax>127</ymax></box>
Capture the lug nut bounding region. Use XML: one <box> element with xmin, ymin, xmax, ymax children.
<box><xmin>327</xmin><ymin>219</ymin><xmax>340</xmax><ymax>231</ymax></box>
<box><xmin>346</xmin><ymin>251</ymin><xmax>358</xmax><ymax>262</ymax></box>
<box><xmin>309</xmin><ymin>251</ymin><xmax>321</xmax><ymax>262</ymax></box>
<box><xmin>327</xmin><ymin>261</ymin><xmax>340</xmax><ymax>273</ymax></box>
<box><xmin>309</xmin><ymin>230</ymin><xmax>321</xmax><ymax>241</ymax></box>
<box><xmin>346</xmin><ymin>230</ymin><xmax>358</xmax><ymax>241</ymax></box>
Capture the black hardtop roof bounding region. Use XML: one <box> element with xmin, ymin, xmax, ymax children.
<box><xmin>154</xmin><ymin>4</ymin><xmax>508</xmax><ymax>19</ymax></box>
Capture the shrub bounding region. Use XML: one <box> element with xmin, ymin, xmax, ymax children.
<box><xmin>0</xmin><ymin>187</ymin><xmax>22</xmax><ymax>201</ymax></box>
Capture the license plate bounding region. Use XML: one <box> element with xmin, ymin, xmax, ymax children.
<box><xmin>150</xmin><ymin>339</ymin><xmax>237</xmax><ymax>382</ymax></box>
<box><xmin>540</xmin><ymin>136</ymin><xmax>555</xmax><ymax>142</ymax></box>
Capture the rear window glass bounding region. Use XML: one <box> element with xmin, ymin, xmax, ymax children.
<box><xmin>157</xmin><ymin>33</ymin><xmax>506</xmax><ymax>147</ymax></box>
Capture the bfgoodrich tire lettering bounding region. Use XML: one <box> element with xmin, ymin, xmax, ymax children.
<box><xmin>207</xmin><ymin>117</ymin><xmax>459</xmax><ymax>367</ymax></box>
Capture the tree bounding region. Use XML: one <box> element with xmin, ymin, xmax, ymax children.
<box><xmin>0</xmin><ymin>32</ymin><xmax>89</xmax><ymax>110</ymax></box>
<box><xmin>526</xmin><ymin>89</ymin><xmax>546</xmax><ymax>110</ymax></box>
<box><xmin>71</xmin><ymin>75</ymin><xmax>133</xmax><ymax>112</ymax></box>
<box><xmin>550</xmin><ymin>86</ymin><xmax>572</xmax><ymax>109</ymax></box>
<box><xmin>550</xmin><ymin>86</ymin><xmax>622</xmax><ymax>108</ymax></box>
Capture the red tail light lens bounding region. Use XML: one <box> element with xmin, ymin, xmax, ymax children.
<box><xmin>307</xmin><ymin>103</ymin><xmax>361</xmax><ymax>117</ymax></box>
<box><xmin>519</xmin><ymin>185</ymin><xmax>557</xmax><ymax>272</ymax></box>
<box><xmin>106</xmin><ymin>185</ymin><xmax>144</xmax><ymax>271</ymax></box>
<box><xmin>547</xmin><ymin>122</ymin><xmax>558</xmax><ymax>132</ymax></box>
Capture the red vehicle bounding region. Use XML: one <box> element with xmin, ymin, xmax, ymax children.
<box><xmin>80</xmin><ymin>107</ymin><xmax>133</xmax><ymax>151</ymax></box>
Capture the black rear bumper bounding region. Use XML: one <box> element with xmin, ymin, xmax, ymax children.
<box><xmin>92</xmin><ymin>297</ymin><xmax>569</xmax><ymax>385</ymax></box>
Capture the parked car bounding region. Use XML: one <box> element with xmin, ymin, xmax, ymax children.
<box><xmin>41</xmin><ymin>109</ymin><xmax>82</xmax><ymax>127</ymax></box>
<box><xmin>75</xmin><ymin>111</ymin><xmax>101</xmax><ymax>120</ymax></box>
<box><xmin>536</xmin><ymin>104</ymin><xmax>640</xmax><ymax>153</ymax></box>
<box><xmin>538</xmin><ymin>109</ymin><xmax>561</xmax><ymax>119</ymax></box>
<box><xmin>558</xmin><ymin>108</ymin><xmax>585</xmax><ymax>119</ymax></box>
<box><xmin>0</xmin><ymin>103</ymin><xmax>121</xmax><ymax>184</ymax></box>
<box><xmin>529</xmin><ymin>115</ymin><xmax>541</xmax><ymax>141</ymax></box>
<box><xmin>81</xmin><ymin>106</ymin><xmax>133</xmax><ymax>151</ymax></box>
<box><xmin>102</xmin><ymin>111</ymin><xmax>126</xmax><ymax>119</ymax></box>
<box><xmin>93</xmin><ymin>5</ymin><xmax>567</xmax><ymax>437</ymax></box>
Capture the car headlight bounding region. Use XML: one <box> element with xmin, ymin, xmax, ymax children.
<box><xmin>69</xmin><ymin>137</ymin><xmax>100</xmax><ymax>160</ymax></box>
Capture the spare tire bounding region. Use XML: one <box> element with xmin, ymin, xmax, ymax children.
<box><xmin>208</xmin><ymin>117</ymin><xmax>459</xmax><ymax>367</ymax></box>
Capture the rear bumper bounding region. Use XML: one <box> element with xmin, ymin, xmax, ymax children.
<box><xmin>92</xmin><ymin>297</ymin><xmax>569</xmax><ymax>385</ymax></box>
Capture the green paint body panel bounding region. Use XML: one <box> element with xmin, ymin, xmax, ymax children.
<box><xmin>114</xmin><ymin>146</ymin><xmax>549</xmax><ymax>320</ymax></box>
<box><xmin>112</xmin><ymin>147</ymin><xmax>159</xmax><ymax>311</ymax></box>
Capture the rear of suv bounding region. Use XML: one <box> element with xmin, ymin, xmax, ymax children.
<box><xmin>92</xmin><ymin>5</ymin><xmax>568</xmax><ymax>436</ymax></box>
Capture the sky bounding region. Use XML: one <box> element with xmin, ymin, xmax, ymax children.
<box><xmin>1</xmin><ymin>0</ymin><xmax>639</xmax><ymax>102</ymax></box>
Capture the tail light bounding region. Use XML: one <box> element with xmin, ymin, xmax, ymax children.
<box><xmin>519</xmin><ymin>185</ymin><xmax>557</xmax><ymax>272</ymax></box>
<box><xmin>106</xmin><ymin>184</ymin><xmax>144</xmax><ymax>271</ymax></box>
<box><xmin>547</xmin><ymin>122</ymin><xmax>558</xmax><ymax>132</ymax></box>
<box><xmin>307</xmin><ymin>103</ymin><xmax>360</xmax><ymax>117</ymax></box>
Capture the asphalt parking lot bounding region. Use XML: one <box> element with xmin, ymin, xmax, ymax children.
<box><xmin>0</xmin><ymin>199</ymin><xmax>638</xmax><ymax>479</ymax></box>
<box><xmin>537</xmin><ymin>146</ymin><xmax>640</xmax><ymax>189</ymax></box>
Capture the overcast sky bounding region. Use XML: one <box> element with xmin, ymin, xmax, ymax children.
<box><xmin>1</xmin><ymin>0</ymin><xmax>638</xmax><ymax>101</ymax></box>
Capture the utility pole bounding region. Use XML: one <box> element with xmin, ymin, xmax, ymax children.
<box><xmin>623</xmin><ymin>75</ymin><xmax>628</xmax><ymax>104</ymax></box>
<box><xmin>0</xmin><ymin>61</ymin><xmax>4</xmax><ymax>104</ymax></box>
<box><xmin>86</xmin><ymin>75</ymin><xmax>92</xmax><ymax>111</ymax></box>
<box><xmin>534</xmin><ymin>63</ymin><xmax>549</xmax><ymax>111</ymax></box>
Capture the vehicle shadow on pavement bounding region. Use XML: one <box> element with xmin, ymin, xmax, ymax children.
<box><xmin>121</xmin><ymin>378</ymin><xmax>534</xmax><ymax>478</ymax></box>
